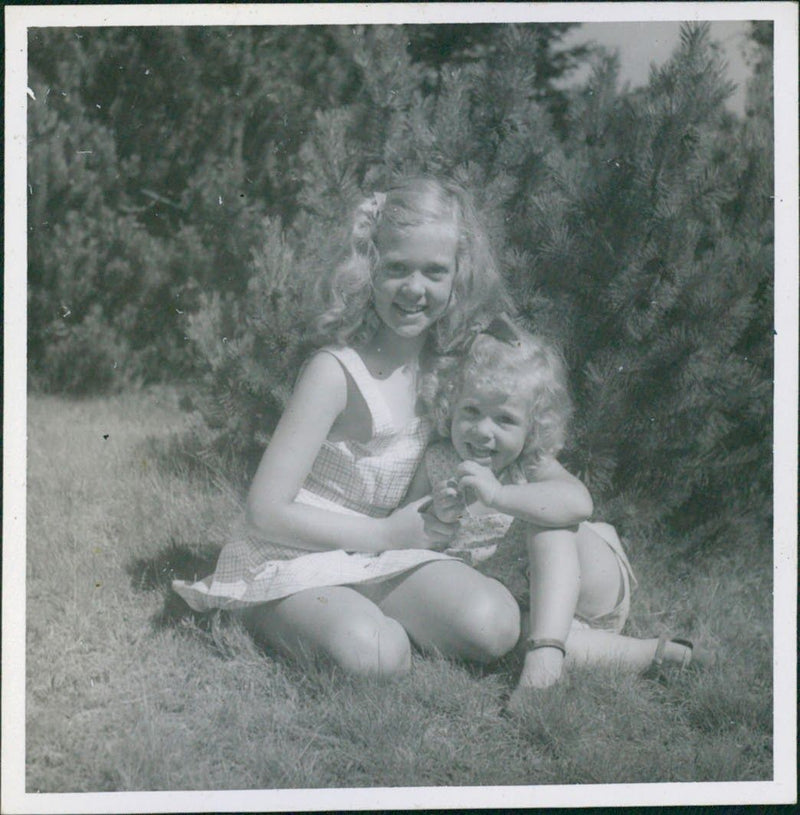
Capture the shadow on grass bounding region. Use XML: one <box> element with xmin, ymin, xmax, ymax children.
<box><xmin>125</xmin><ymin>538</ymin><xmax>295</xmax><ymax>673</ymax></box>
<box><xmin>126</xmin><ymin>538</ymin><xmax>220</xmax><ymax>631</ymax></box>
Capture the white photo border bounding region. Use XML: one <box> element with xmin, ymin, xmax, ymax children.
<box><xmin>4</xmin><ymin>3</ymin><xmax>797</xmax><ymax>812</ymax></box>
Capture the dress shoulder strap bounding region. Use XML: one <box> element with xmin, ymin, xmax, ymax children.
<box><xmin>316</xmin><ymin>346</ymin><xmax>394</xmax><ymax>436</ymax></box>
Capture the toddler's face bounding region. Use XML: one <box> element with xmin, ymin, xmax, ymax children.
<box><xmin>372</xmin><ymin>221</ymin><xmax>457</xmax><ymax>339</ymax></box>
<box><xmin>450</xmin><ymin>383</ymin><xmax>530</xmax><ymax>473</ymax></box>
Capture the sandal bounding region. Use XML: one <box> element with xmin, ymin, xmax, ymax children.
<box><xmin>651</xmin><ymin>633</ymin><xmax>716</xmax><ymax>673</ymax></box>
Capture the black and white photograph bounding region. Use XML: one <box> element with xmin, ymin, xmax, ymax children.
<box><xmin>3</xmin><ymin>3</ymin><xmax>797</xmax><ymax>812</ymax></box>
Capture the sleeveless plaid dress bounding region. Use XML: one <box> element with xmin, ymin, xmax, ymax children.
<box><xmin>172</xmin><ymin>346</ymin><xmax>455</xmax><ymax>611</ymax></box>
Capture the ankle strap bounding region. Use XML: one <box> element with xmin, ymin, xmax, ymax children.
<box><xmin>525</xmin><ymin>638</ymin><xmax>566</xmax><ymax>656</ymax></box>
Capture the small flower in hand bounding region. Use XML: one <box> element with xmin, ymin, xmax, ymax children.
<box><xmin>456</xmin><ymin>460</ymin><xmax>502</xmax><ymax>508</ymax></box>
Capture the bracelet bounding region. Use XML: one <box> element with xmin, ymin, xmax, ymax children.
<box><xmin>525</xmin><ymin>638</ymin><xmax>566</xmax><ymax>656</ymax></box>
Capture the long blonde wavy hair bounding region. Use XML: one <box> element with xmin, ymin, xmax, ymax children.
<box><xmin>306</xmin><ymin>176</ymin><xmax>509</xmax><ymax>356</ymax></box>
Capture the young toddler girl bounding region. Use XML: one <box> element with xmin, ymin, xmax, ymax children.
<box><xmin>173</xmin><ymin>177</ymin><xmax>520</xmax><ymax>677</ymax></box>
<box><xmin>411</xmin><ymin>317</ymin><xmax>714</xmax><ymax>700</ymax></box>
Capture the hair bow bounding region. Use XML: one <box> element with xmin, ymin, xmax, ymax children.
<box><xmin>352</xmin><ymin>192</ymin><xmax>387</xmax><ymax>243</ymax></box>
<box><xmin>470</xmin><ymin>313</ymin><xmax>522</xmax><ymax>349</ymax></box>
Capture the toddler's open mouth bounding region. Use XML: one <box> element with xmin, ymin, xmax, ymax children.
<box><xmin>465</xmin><ymin>443</ymin><xmax>494</xmax><ymax>461</ymax></box>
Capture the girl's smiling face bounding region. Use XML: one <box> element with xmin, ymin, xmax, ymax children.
<box><xmin>372</xmin><ymin>221</ymin><xmax>458</xmax><ymax>339</ymax></box>
<box><xmin>450</xmin><ymin>384</ymin><xmax>531</xmax><ymax>473</ymax></box>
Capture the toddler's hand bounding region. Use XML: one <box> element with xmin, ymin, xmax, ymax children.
<box><xmin>456</xmin><ymin>460</ymin><xmax>502</xmax><ymax>508</ymax></box>
<box><xmin>432</xmin><ymin>478</ymin><xmax>466</xmax><ymax>524</ymax></box>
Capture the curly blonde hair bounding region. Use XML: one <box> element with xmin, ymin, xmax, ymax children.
<box><xmin>307</xmin><ymin>176</ymin><xmax>509</xmax><ymax>355</ymax></box>
<box><xmin>429</xmin><ymin>328</ymin><xmax>573</xmax><ymax>469</ymax></box>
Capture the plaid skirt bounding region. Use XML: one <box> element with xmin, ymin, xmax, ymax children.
<box><xmin>172</xmin><ymin>490</ymin><xmax>456</xmax><ymax>611</ymax></box>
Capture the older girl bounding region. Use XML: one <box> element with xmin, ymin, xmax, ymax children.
<box><xmin>173</xmin><ymin>177</ymin><xmax>520</xmax><ymax>677</ymax></box>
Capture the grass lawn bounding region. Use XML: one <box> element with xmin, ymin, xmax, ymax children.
<box><xmin>24</xmin><ymin>390</ymin><xmax>774</xmax><ymax>792</ymax></box>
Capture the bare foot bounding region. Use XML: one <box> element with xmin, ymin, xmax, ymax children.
<box><xmin>507</xmin><ymin>647</ymin><xmax>564</xmax><ymax>713</ymax></box>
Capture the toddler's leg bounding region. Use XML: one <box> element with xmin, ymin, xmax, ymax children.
<box><xmin>519</xmin><ymin>524</ymin><xmax>629</xmax><ymax>690</ymax></box>
<box><xmin>358</xmin><ymin>560</ymin><xmax>520</xmax><ymax>663</ymax></box>
<box><xmin>574</xmin><ymin>522</ymin><xmax>627</xmax><ymax>620</ymax></box>
<box><xmin>240</xmin><ymin>586</ymin><xmax>411</xmax><ymax>679</ymax></box>
<box><xmin>563</xmin><ymin>627</ymin><xmax>661</xmax><ymax>670</ymax></box>
<box><xmin>509</xmin><ymin>628</ymin><xmax>689</xmax><ymax>711</ymax></box>
<box><xmin>519</xmin><ymin>527</ymin><xmax>580</xmax><ymax>689</ymax></box>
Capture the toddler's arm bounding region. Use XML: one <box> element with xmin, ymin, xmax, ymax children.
<box><xmin>457</xmin><ymin>456</ymin><xmax>593</xmax><ymax>528</ymax></box>
<box><xmin>247</xmin><ymin>353</ymin><xmax>451</xmax><ymax>553</ymax></box>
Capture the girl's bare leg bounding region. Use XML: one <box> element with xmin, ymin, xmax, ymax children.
<box><xmin>508</xmin><ymin>629</ymin><xmax>687</xmax><ymax>711</ymax></box>
<box><xmin>511</xmin><ymin>524</ymin><xmax>694</xmax><ymax>706</ymax></box>
<box><xmin>358</xmin><ymin>560</ymin><xmax>520</xmax><ymax>663</ymax></box>
<box><xmin>574</xmin><ymin>522</ymin><xmax>627</xmax><ymax>619</ymax></box>
<box><xmin>520</xmin><ymin>524</ymin><xmax>626</xmax><ymax>689</ymax></box>
<box><xmin>563</xmin><ymin>628</ymin><xmax>665</xmax><ymax>669</ymax></box>
<box><xmin>240</xmin><ymin>586</ymin><xmax>411</xmax><ymax>679</ymax></box>
<box><xmin>522</xmin><ymin>528</ymin><xmax>580</xmax><ymax>687</ymax></box>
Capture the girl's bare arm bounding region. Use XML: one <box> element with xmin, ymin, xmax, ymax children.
<box><xmin>247</xmin><ymin>353</ymin><xmax>448</xmax><ymax>553</ymax></box>
<box><xmin>459</xmin><ymin>456</ymin><xmax>593</xmax><ymax>528</ymax></box>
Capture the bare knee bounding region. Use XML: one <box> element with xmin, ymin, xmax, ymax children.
<box><xmin>327</xmin><ymin>615</ymin><xmax>411</xmax><ymax>678</ymax></box>
<box><xmin>575</xmin><ymin>525</ymin><xmax>625</xmax><ymax>618</ymax></box>
<box><xmin>457</xmin><ymin>583</ymin><xmax>521</xmax><ymax>663</ymax></box>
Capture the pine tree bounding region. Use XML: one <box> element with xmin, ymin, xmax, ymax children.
<box><xmin>505</xmin><ymin>23</ymin><xmax>773</xmax><ymax>550</ymax></box>
<box><xmin>29</xmin><ymin>24</ymin><xmax>773</xmax><ymax>553</ymax></box>
<box><xmin>27</xmin><ymin>26</ymin><xmax>360</xmax><ymax>391</ymax></box>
